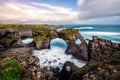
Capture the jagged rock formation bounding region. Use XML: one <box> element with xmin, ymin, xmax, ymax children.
<box><xmin>1</xmin><ymin>27</ymin><xmax>120</xmax><ymax>80</ymax></box>
<box><xmin>71</xmin><ymin>36</ymin><xmax>120</xmax><ymax>80</ymax></box>
<box><xmin>0</xmin><ymin>29</ymin><xmax>41</xmax><ymax>80</ymax></box>
<box><xmin>32</xmin><ymin>28</ymin><xmax>88</xmax><ymax>61</ymax></box>
<box><xmin>59</xmin><ymin>29</ymin><xmax>88</xmax><ymax>61</ymax></box>
<box><xmin>0</xmin><ymin>52</ymin><xmax>41</xmax><ymax>80</ymax></box>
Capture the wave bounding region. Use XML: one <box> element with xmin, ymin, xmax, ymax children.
<box><xmin>33</xmin><ymin>47</ymin><xmax>86</xmax><ymax>69</ymax></box>
<box><xmin>74</xmin><ymin>27</ymin><xmax>94</xmax><ymax>30</ymax></box>
<box><xmin>56</xmin><ymin>28</ymin><xmax>66</xmax><ymax>32</ymax></box>
<box><xmin>22</xmin><ymin>38</ymin><xmax>33</xmax><ymax>44</ymax></box>
<box><xmin>80</xmin><ymin>31</ymin><xmax>120</xmax><ymax>36</ymax></box>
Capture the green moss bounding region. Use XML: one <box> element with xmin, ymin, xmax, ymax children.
<box><xmin>60</xmin><ymin>28</ymin><xmax>79</xmax><ymax>43</ymax></box>
<box><xmin>0</xmin><ymin>24</ymin><xmax>54</xmax><ymax>31</ymax></box>
<box><xmin>0</xmin><ymin>59</ymin><xmax>22</xmax><ymax>80</ymax></box>
<box><xmin>32</xmin><ymin>26</ymin><xmax>50</xmax><ymax>45</ymax></box>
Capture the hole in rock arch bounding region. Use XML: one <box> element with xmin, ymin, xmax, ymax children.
<box><xmin>75</xmin><ymin>39</ymin><xmax>81</xmax><ymax>45</ymax></box>
<box><xmin>22</xmin><ymin>38</ymin><xmax>33</xmax><ymax>44</ymax></box>
<box><xmin>33</xmin><ymin>38</ymin><xmax>87</xmax><ymax>69</ymax></box>
<box><xmin>50</xmin><ymin>38</ymin><xmax>67</xmax><ymax>52</ymax></box>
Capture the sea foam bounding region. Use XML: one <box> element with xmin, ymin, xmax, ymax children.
<box><xmin>33</xmin><ymin>38</ymin><xmax>86</xmax><ymax>69</ymax></box>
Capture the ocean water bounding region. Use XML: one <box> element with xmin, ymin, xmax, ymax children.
<box><xmin>55</xmin><ymin>25</ymin><xmax>120</xmax><ymax>43</ymax></box>
<box><xmin>22</xmin><ymin>38</ymin><xmax>87</xmax><ymax>69</ymax></box>
<box><xmin>32</xmin><ymin>38</ymin><xmax>86</xmax><ymax>69</ymax></box>
<box><xmin>22</xmin><ymin>25</ymin><xmax>120</xmax><ymax>69</ymax></box>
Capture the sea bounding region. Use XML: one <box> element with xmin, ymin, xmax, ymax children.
<box><xmin>22</xmin><ymin>24</ymin><xmax>120</xmax><ymax>70</ymax></box>
<box><xmin>55</xmin><ymin>24</ymin><xmax>120</xmax><ymax>43</ymax></box>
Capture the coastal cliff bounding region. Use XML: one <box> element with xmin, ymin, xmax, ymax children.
<box><xmin>0</xmin><ymin>26</ymin><xmax>120</xmax><ymax>80</ymax></box>
<box><xmin>71</xmin><ymin>36</ymin><xmax>120</xmax><ymax>80</ymax></box>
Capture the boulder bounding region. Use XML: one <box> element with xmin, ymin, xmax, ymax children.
<box><xmin>59</xmin><ymin>61</ymin><xmax>77</xmax><ymax>80</ymax></box>
<box><xmin>40</xmin><ymin>67</ymin><xmax>60</xmax><ymax>80</ymax></box>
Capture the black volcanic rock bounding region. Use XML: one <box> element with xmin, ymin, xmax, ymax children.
<box><xmin>88</xmin><ymin>36</ymin><xmax>120</xmax><ymax>62</ymax></box>
<box><xmin>71</xmin><ymin>36</ymin><xmax>120</xmax><ymax>80</ymax></box>
<box><xmin>59</xmin><ymin>61</ymin><xmax>77</xmax><ymax>80</ymax></box>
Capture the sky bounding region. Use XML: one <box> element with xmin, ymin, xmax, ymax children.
<box><xmin>0</xmin><ymin>0</ymin><xmax>120</xmax><ymax>24</ymax></box>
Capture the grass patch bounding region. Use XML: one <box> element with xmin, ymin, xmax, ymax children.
<box><xmin>0</xmin><ymin>59</ymin><xmax>22</xmax><ymax>80</ymax></box>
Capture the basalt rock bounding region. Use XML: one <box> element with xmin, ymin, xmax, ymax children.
<box><xmin>59</xmin><ymin>61</ymin><xmax>77</xmax><ymax>80</ymax></box>
<box><xmin>88</xmin><ymin>36</ymin><xmax>120</xmax><ymax>62</ymax></box>
<box><xmin>40</xmin><ymin>67</ymin><xmax>60</xmax><ymax>80</ymax></box>
<box><xmin>71</xmin><ymin>36</ymin><xmax>120</xmax><ymax>80</ymax></box>
<box><xmin>59</xmin><ymin>29</ymin><xmax>88</xmax><ymax>61</ymax></box>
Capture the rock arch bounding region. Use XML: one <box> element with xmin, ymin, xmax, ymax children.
<box><xmin>32</xmin><ymin>27</ymin><xmax>88</xmax><ymax>61</ymax></box>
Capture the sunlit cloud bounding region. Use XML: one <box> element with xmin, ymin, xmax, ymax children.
<box><xmin>0</xmin><ymin>1</ymin><xmax>78</xmax><ymax>23</ymax></box>
<box><xmin>0</xmin><ymin>0</ymin><xmax>120</xmax><ymax>24</ymax></box>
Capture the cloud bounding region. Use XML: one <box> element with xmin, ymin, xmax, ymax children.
<box><xmin>0</xmin><ymin>1</ymin><xmax>78</xmax><ymax>23</ymax></box>
<box><xmin>78</xmin><ymin>0</ymin><xmax>120</xmax><ymax>19</ymax></box>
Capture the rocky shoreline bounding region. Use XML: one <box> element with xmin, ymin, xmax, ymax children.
<box><xmin>0</xmin><ymin>26</ymin><xmax>120</xmax><ymax>80</ymax></box>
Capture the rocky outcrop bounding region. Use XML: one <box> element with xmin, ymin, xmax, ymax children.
<box><xmin>59</xmin><ymin>61</ymin><xmax>77</xmax><ymax>80</ymax></box>
<box><xmin>40</xmin><ymin>67</ymin><xmax>60</xmax><ymax>80</ymax></box>
<box><xmin>71</xmin><ymin>36</ymin><xmax>120</xmax><ymax>80</ymax></box>
<box><xmin>0</xmin><ymin>52</ymin><xmax>41</xmax><ymax>80</ymax></box>
<box><xmin>32</xmin><ymin>27</ymin><xmax>50</xmax><ymax>49</ymax></box>
<box><xmin>0</xmin><ymin>29</ymin><xmax>25</xmax><ymax>51</ymax></box>
<box><xmin>59</xmin><ymin>29</ymin><xmax>88</xmax><ymax>61</ymax></box>
<box><xmin>88</xmin><ymin>36</ymin><xmax>120</xmax><ymax>62</ymax></box>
